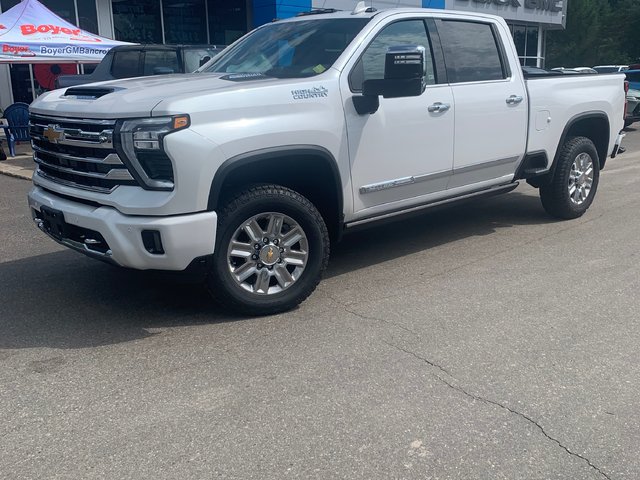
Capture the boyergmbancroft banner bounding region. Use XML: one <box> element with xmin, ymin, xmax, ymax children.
<box><xmin>0</xmin><ymin>0</ymin><xmax>131</xmax><ymax>63</ymax></box>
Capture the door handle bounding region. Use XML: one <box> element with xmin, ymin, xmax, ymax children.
<box><xmin>506</xmin><ymin>95</ymin><xmax>523</xmax><ymax>105</ymax></box>
<box><xmin>428</xmin><ymin>102</ymin><xmax>450</xmax><ymax>113</ymax></box>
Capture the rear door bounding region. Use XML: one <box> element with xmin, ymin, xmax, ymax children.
<box><xmin>435</xmin><ymin>18</ymin><xmax>528</xmax><ymax>188</ymax></box>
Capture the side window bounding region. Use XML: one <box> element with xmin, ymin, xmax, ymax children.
<box><xmin>437</xmin><ymin>20</ymin><xmax>506</xmax><ymax>84</ymax></box>
<box><xmin>111</xmin><ymin>51</ymin><xmax>142</xmax><ymax>79</ymax></box>
<box><xmin>350</xmin><ymin>20</ymin><xmax>436</xmax><ymax>92</ymax></box>
<box><xmin>143</xmin><ymin>50</ymin><xmax>181</xmax><ymax>75</ymax></box>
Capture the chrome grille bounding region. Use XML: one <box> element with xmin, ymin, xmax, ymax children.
<box><xmin>29</xmin><ymin>114</ymin><xmax>138</xmax><ymax>193</ymax></box>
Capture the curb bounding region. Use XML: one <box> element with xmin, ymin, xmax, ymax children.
<box><xmin>0</xmin><ymin>163</ymin><xmax>33</xmax><ymax>181</ymax></box>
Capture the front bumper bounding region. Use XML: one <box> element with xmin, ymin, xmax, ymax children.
<box><xmin>28</xmin><ymin>186</ymin><xmax>217</xmax><ymax>271</ymax></box>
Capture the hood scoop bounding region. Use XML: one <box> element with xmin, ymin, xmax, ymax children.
<box><xmin>63</xmin><ymin>87</ymin><xmax>120</xmax><ymax>99</ymax></box>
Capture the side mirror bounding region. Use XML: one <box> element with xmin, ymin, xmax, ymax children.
<box><xmin>353</xmin><ymin>45</ymin><xmax>426</xmax><ymax>115</ymax></box>
<box><xmin>153</xmin><ymin>67</ymin><xmax>175</xmax><ymax>75</ymax></box>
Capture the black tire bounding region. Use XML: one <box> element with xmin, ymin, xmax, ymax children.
<box><xmin>208</xmin><ymin>185</ymin><xmax>330</xmax><ymax>316</ymax></box>
<box><xmin>539</xmin><ymin>136</ymin><xmax>600</xmax><ymax>220</ymax></box>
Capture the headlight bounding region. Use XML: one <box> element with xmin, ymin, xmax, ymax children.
<box><xmin>115</xmin><ymin>115</ymin><xmax>190</xmax><ymax>191</ymax></box>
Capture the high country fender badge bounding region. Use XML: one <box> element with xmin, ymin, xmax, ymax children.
<box><xmin>291</xmin><ymin>86</ymin><xmax>328</xmax><ymax>100</ymax></box>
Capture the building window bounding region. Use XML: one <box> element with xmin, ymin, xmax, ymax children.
<box><xmin>2</xmin><ymin>0</ymin><xmax>97</xmax><ymax>32</ymax></box>
<box><xmin>163</xmin><ymin>0</ymin><xmax>208</xmax><ymax>44</ymax></box>
<box><xmin>0</xmin><ymin>0</ymin><xmax>20</xmax><ymax>12</ymax></box>
<box><xmin>208</xmin><ymin>0</ymin><xmax>247</xmax><ymax>45</ymax></box>
<box><xmin>509</xmin><ymin>24</ymin><xmax>541</xmax><ymax>67</ymax></box>
<box><xmin>42</xmin><ymin>0</ymin><xmax>75</xmax><ymax>23</ymax></box>
<box><xmin>112</xmin><ymin>0</ymin><xmax>163</xmax><ymax>43</ymax></box>
<box><xmin>110</xmin><ymin>0</ymin><xmax>249</xmax><ymax>46</ymax></box>
<box><xmin>78</xmin><ymin>0</ymin><xmax>99</xmax><ymax>34</ymax></box>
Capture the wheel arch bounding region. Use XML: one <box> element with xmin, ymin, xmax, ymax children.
<box><xmin>528</xmin><ymin>112</ymin><xmax>610</xmax><ymax>188</ymax></box>
<box><xmin>208</xmin><ymin>145</ymin><xmax>344</xmax><ymax>242</ymax></box>
<box><xmin>556</xmin><ymin>112</ymin><xmax>610</xmax><ymax>170</ymax></box>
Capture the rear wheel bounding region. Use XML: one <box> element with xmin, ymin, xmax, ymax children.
<box><xmin>208</xmin><ymin>185</ymin><xmax>330</xmax><ymax>315</ymax></box>
<box><xmin>540</xmin><ymin>136</ymin><xmax>600</xmax><ymax>219</ymax></box>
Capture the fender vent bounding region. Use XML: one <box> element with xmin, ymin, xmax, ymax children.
<box><xmin>63</xmin><ymin>87</ymin><xmax>115</xmax><ymax>99</ymax></box>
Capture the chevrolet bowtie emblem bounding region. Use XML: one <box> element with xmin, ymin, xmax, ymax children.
<box><xmin>43</xmin><ymin>124</ymin><xmax>64</xmax><ymax>143</ymax></box>
<box><xmin>266</xmin><ymin>247</ymin><xmax>275</xmax><ymax>262</ymax></box>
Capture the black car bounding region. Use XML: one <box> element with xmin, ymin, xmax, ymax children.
<box><xmin>55</xmin><ymin>44</ymin><xmax>225</xmax><ymax>89</ymax></box>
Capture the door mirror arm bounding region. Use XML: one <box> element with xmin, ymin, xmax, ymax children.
<box><xmin>352</xmin><ymin>94</ymin><xmax>380</xmax><ymax>115</ymax></box>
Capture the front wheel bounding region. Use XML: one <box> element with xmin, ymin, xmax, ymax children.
<box><xmin>208</xmin><ymin>185</ymin><xmax>330</xmax><ymax>315</ymax></box>
<box><xmin>539</xmin><ymin>136</ymin><xmax>600</xmax><ymax>220</ymax></box>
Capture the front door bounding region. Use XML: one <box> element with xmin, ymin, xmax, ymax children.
<box><xmin>340</xmin><ymin>18</ymin><xmax>455</xmax><ymax>217</ymax></box>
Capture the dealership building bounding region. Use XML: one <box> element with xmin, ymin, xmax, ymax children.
<box><xmin>0</xmin><ymin>0</ymin><xmax>567</xmax><ymax>110</ymax></box>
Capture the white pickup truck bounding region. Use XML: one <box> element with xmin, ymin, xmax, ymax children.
<box><xmin>28</xmin><ymin>5</ymin><xmax>625</xmax><ymax>315</ymax></box>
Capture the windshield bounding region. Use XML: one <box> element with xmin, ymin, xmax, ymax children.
<box><xmin>202</xmin><ymin>18</ymin><xmax>370</xmax><ymax>78</ymax></box>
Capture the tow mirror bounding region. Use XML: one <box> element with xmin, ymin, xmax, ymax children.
<box><xmin>353</xmin><ymin>45</ymin><xmax>426</xmax><ymax>115</ymax></box>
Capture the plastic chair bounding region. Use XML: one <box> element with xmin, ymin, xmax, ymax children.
<box><xmin>2</xmin><ymin>102</ymin><xmax>30</xmax><ymax>157</ymax></box>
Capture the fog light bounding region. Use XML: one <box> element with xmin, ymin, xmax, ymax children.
<box><xmin>141</xmin><ymin>230</ymin><xmax>164</xmax><ymax>254</ymax></box>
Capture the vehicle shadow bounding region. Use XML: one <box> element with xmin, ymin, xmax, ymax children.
<box><xmin>327</xmin><ymin>189</ymin><xmax>554</xmax><ymax>278</ymax></box>
<box><xmin>0</xmin><ymin>251</ymin><xmax>228</xmax><ymax>350</ymax></box>
<box><xmin>0</xmin><ymin>189</ymin><xmax>554</xmax><ymax>350</ymax></box>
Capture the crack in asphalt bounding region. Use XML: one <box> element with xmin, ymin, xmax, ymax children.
<box><xmin>318</xmin><ymin>288</ymin><xmax>420</xmax><ymax>336</ymax></box>
<box><xmin>385</xmin><ymin>341</ymin><xmax>612</xmax><ymax>480</ymax></box>
<box><xmin>382</xmin><ymin>340</ymin><xmax>451</xmax><ymax>377</ymax></box>
<box><xmin>434</xmin><ymin>374</ymin><xmax>612</xmax><ymax>480</ymax></box>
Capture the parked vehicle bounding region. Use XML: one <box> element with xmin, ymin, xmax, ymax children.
<box><xmin>624</xmin><ymin>70</ymin><xmax>640</xmax><ymax>90</ymax></box>
<box><xmin>572</xmin><ymin>67</ymin><xmax>598</xmax><ymax>74</ymax></box>
<box><xmin>593</xmin><ymin>65</ymin><xmax>629</xmax><ymax>73</ymax></box>
<box><xmin>28</xmin><ymin>6</ymin><xmax>626</xmax><ymax>314</ymax></box>
<box><xmin>55</xmin><ymin>44</ymin><xmax>225</xmax><ymax>88</ymax></box>
<box><xmin>625</xmin><ymin>88</ymin><xmax>640</xmax><ymax>127</ymax></box>
<box><xmin>551</xmin><ymin>67</ymin><xmax>597</xmax><ymax>74</ymax></box>
<box><xmin>521</xmin><ymin>66</ymin><xmax>552</xmax><ymax>75</ymax></box>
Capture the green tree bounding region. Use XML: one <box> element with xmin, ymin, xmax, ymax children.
<box><xmin>546</xmin><ymin>0</ymin><xmax>611</xmax><ymax>67</ymax></box>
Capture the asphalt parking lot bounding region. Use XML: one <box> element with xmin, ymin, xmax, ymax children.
<box><xmin>1</xmin><ymin>129</ymin><xmax>640</xmax><ymax>479</ymax></box>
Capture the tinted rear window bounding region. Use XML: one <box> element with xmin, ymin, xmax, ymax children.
<box><xmin>143</xmin><ymin>50</ymin><xmax>180</xmax><ymax>75</ymax></box>
<box><xmin>437</xmin><ymin>20</ymin><xmax>506</xmax><ymax>83</ymax></box>
<box><xmin>594</xmin><ymin>67</ymin><xmax>619</xmax><ymax>73</ymax></box>
<box><xmin>112</xmin><ymin>51</ymin><xmax>141</xmax><ymax>78</ymax></box>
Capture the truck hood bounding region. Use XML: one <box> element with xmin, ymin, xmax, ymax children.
<box><xmin>30</xmin><ymin>73</ymin><xmax>275</xmax><ymax>119</ymax></box>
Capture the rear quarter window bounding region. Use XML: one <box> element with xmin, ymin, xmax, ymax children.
<box><xmin>111</xmin><ymin>51</ymin><xmax>142</xmax><ymax>78</ymax></box>
<box><xmin>437</xmin><ymin>20</ymin><xmax>507</xmax><ymax>84</ymax></box>
<box><xmin>143</xmin><ymin>50</ymin><xmax>180</xmax><ymax>75</ymax></box>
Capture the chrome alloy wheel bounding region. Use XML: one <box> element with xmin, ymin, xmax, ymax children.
<box><xmin>227</xmin><ymin>212</ymin><xmax>309</xmax><ymax>295</ymax></box>
<box><xmin>568</xmin><ymin>152</ymin><xmax>594</xmax><ymax>205</ymax></box>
